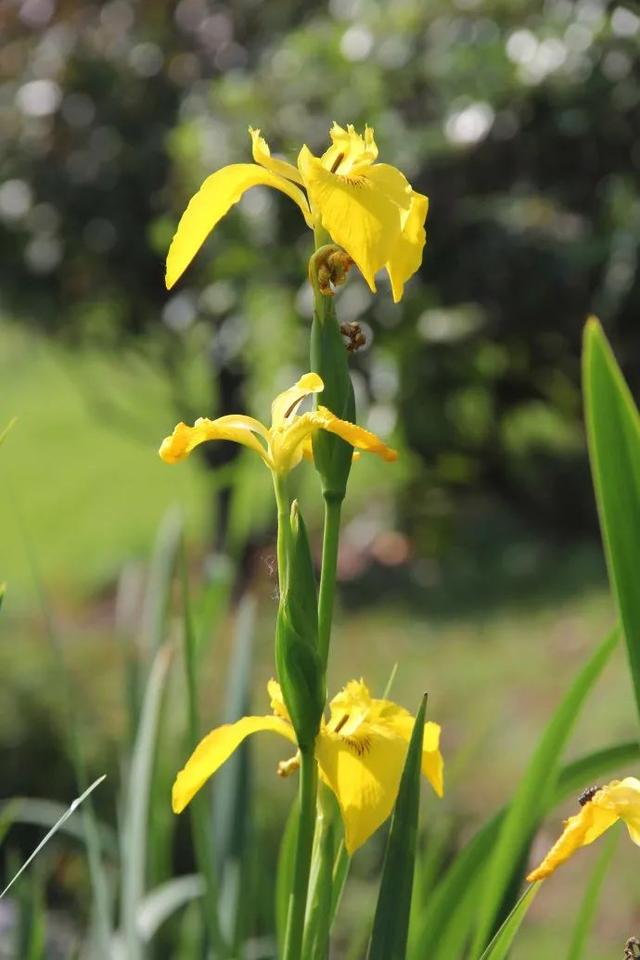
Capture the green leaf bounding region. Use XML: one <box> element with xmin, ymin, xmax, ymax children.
<box><xmin>565</xmin><ymin>829</ymin><xmax>618</xmax><ymax>960</ymax></box>
<box><xmin>179</xmin><ymin>548</ymin><xmax>225</xmax><ymax>955</ymax></box>
<box><xmin>120</xmin><ymin>644</ymin><xmax>172</xmax><ymax>960</ymax></box>
<box><xmin>276</xmin><ymin>796</ymin><xmax>299</xmax><ymax>957</ymax></box>
<box><xmin>411</xmin><ymin>736</ymin><xmax>639</xmax><ymax>958</ymax></box>
<box><xmin>137</xmin><ymin>874</ymin><xmax>205</xmax><ymax>943</ymax></box>
<box><xmin>0</xmin><ymin>776</ymin><xmax>106</xmax><ymax>899</ymax></box>
<box><xmin>584</xmin><ymin>318</ymin><xmax>640</xmax><ymax>723</ymax></box>
<box><xmin>478</xmin><ymin>883</ymin><xmax>540</xmax><ymax>960</ymax></box>
<box><xmin>368</xmin><ymin>693</ymin><xmax>427</xmax><ymax>960</ymax></box>
<box><xmin>470</xmin><ymin>627</ymin><xmax>618</xmax><ymax>956</ymax></box>
<box><xmin>302</xmin><ymin>800</ymin><xmax>336</xmax><ymax>960</ymax></box>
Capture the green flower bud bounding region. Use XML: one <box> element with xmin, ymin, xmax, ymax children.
<box><xmin>310</xmin><ymin>285</ymin><xmax>355</xmax><ymax>502</ymax></box>
<box><xmin>276</xmin><ymin>501</ymin><xmax>325</xmax><ymax>748</ymax></box>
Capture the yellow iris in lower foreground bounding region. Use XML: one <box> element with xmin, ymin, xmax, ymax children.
<box><xmin>159</xmin><ymin>372</ymin><xmax>397</xmax><ymax>475</ymax></box>
<box><xmin>166</xmin><ymin>122</ymin><xmax>428</xmax><ymax>302</ymax></box>
<box><xmin>173</xmin><ymin>679</ymin><xmax>444</xmax><ymax>855</ymax></box>
<box><xmin>527</xmin><ymin>777</ymin><xmax>640</xmax><ymax>882</ymax></box>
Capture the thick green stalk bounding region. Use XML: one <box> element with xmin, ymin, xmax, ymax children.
<box><xmin>283</xmin><ymin>747</ymin><xmax>318</xmax><ymax>960</ymax></box>
<box><xmin>318</xmin><ymin>494</ymin><xmax>342</xmax><ymax>671</ymax></box>
<box><xmin>273</xmin><ymin>473</ymin><xmax>291</xmax><ymax>594</ymax></box>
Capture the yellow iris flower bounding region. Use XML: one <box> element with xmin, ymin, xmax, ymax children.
<box><xmin>172</xmin><ymin>678</ymin><xmax>444</xmax><ymax>855</ymax></box>
<box><xmin>159</xmin><ymin>372</ymin><xmax>397</xmax><ymax>474</ymax></box>
<box><xmin>527</xmin><ymin>777</ymin><xmax>640</xmax><ymax>882</ymax></box>
<box><xmin>166</xmin><ymin>122</ymin><xmax>428</xmax><ymax>302</ymax></box>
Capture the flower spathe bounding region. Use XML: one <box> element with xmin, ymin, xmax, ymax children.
<box><xmin>165</xmin><ymin>123</ymin><xmax>428</xmax><ymax>302</ymax></box>
<box><xmin>172</xmin><ymin>679</ymin><xmax>444</xmax><ymax>855</ymax></box>
<box><xmin>527</xmin><ymin>777</ymin><xmax>640</xmax><ymax>882</ymax></box>
<box><xmin>159</xmin><ymin>372</ymin><xmax>397</xmax><ymax>475</ymax></box>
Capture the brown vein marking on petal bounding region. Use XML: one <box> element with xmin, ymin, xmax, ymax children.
<box><xmin>344</xmin><ymin>735</ymin><xmax>371</xmax><ymax>757</ymax></box>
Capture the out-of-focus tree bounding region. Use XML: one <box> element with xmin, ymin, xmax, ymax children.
<box><xmin>1</xmin><ymin>0</ymin><xmax>639</xmax><ymax>545</ymax></box>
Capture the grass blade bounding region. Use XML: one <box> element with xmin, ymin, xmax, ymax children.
<box><xmin>565</xmin><ymin>829</ymin><xmax>618</xmax><ymax>960</ymax></box>
<box><xmin>120</xmin><ymin>644</ymin><xmax>172</xmax><ymax>960</ymax></box>
<box><xmin>584</xmin><ymin>318</ymin><xmax>640</xmax><ymax>723</ymax></box>
<box><xmin>368</xmin><ymin>693</ymin><xmax>427</xmax><ymax>960</ymax></box>
<box><xmin>137</xmin><ymin>875</ymin><xmax>205</xmax><ymax>942</ymax></box>
<box><xmin>276</xmin><ymin>797</ymin><xmax>299</xmax><ymax>957</ymax></box>
<box><xmin>0</xmin><ymin>776</ymin><xmax>106</xmax><ymax>899</ymax></box>
<box><xmin>179</xmin><ymin>545</ymin><xmax>225</xmax><ymax>955</ymax></box>
<box><xmin>412</xmin><ymin>735</ymin><xmax>638</xmax><ymax>958</ymax></box>
<box><xmin>470</xmin><ymin>627</ymin><xmax>618</xmax><ymax>956</ymax></box>
<box><xmin>478</xmin><ymin>882</ymin><xmax>540</xmax><ymax>960</ymax></box>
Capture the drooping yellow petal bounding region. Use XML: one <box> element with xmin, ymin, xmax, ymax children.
<box><xmin>249</xmin><ymin>127</ymin><xmax>304</xmax><ymax>186</ymax></box>
<box><xmin>270</xmin><ymin>372</ymin><xmax>324</xmax><ymax>428</ymax></box>
<box><xmin>298</xmin><ymin>147</ymin><xmax>407</xmax><ymax>292</ymax></box>
<box><xmin>166</xmin><ymin>163</ymin><xmax>313</xmax><ymax>289</ymax></box>
<box><xmin>316</xmin><ymin>726</ymin><xmax>409</xmax><ymax>854</ymax></box>
<box><xmin>172</xmin><ymin>714</ymin><xmax>296</xmax><ymax>813</ymax></box>
<box><xmin>592</xmin><ymin>777</ymin><xmax>640</xmax><ymax>844</ymax></box>
<box><xmin>312</xmin><ymin>406</ymin><xmax>398</xmax><ymax>461</ymax></box>
<box><xmin>159</xmin><ymin>414</ymin><xmax>269</xmax><ymax>465</ymax></box>
<box><xmin>386</xmin><ymin>716</ymin><xmax>444</xmax><ymax>797</ymax></box>
<box><xmin>386</xmin><ymin>191</ymin><xmax>429</xmax><ymax>303</ymax></box>
<box><xmin>526</xmin><ymin>796</ymin><xmax>619</xmax><ymax>882</ymax></box>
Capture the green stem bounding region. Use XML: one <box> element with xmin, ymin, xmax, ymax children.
<box><xmin>283</xmin><ymin>747</ymin><xmax>318</xmax><ymax>960</ymax></box>
<box><xmin>318</xmin><ymin>494</ymin><xmax>342</xmax><ymax>672</ymax></box>
<box><xmin>273</xmin><ymin>472</ymin><xmax>290</xmax><ymax>596</ymax></box>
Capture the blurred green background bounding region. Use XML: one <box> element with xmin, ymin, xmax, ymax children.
<box><xmin>1</xmin><ymin>0</ymin><xmax>640</xmax><ymax>956</ymax></box>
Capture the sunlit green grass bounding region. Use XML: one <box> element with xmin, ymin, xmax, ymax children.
<box><xmin>0</xmin><ymin>321</ymin><xmax>208</xmax><ymax>606</ymax></box>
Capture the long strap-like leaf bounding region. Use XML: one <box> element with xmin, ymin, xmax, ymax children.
<box><xmin>584</xmin><ymin>317</ymin><xmax>640</xmax><ymax>724</ymax></box>
<box><xmin>368</xmin><ymin>694</ymin><xmax>427</xmax><ymax>960</ymax></box>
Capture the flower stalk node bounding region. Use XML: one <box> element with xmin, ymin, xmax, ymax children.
<box><xmin>309</xmin><ymin>244</ymin><xmax>354</xmax><ymax>297</ymax></box>
<box><xmin>340</xmin><ymin>321</ymin><xmax>367</xmax><ymax>353</ymax></box>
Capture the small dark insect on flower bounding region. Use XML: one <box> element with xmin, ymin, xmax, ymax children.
<box><xmin>578</xmin><ymin>784</ymin><xmax>602</xmax><ymax>806</ymax></box>
<box><xmin>624</xmin><ymin>936</ymin><xmax>640</xmax><ymax>959</ymax></box>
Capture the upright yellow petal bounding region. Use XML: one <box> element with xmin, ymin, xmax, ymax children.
<box><xmin>298</xmin><ymin>147</ymin><xmax>406</xmax><ymax>291</ymax></box>
<box><xmin>312</xmin><ymin>406</ymin><xmax>398</xmax><ymax>461</ymax></box>
<box><xmin>270</xmin><ymin>372</ymin><xmax>324</xmax><ymax>428</ymax></box>
<box><xmin>249</xmin><ymin>127</ymin><xmax>304</xmax><ymax>186</ymax></box>
<box><xmin>172</xmin><ymin>714</ymin><xmax>296</xmax><ymax>813</ymax></box>
<box><xmin>526</xmin><ymin>798</ymin><xmax>619</xmax><ymax>882</ymax></box>
<box><xmin>316</xmin><ymin>726</ymin><xmax>408</xmax><ymax>854</ymax></box>
<box><xmin>320</xmin><ymin>122</ymin><xmax>378</xmax><ymax>175</ymax></box>
<box><xmin>159</xmin><ymin>414</ymin><xmax>269</xmax><ymax>465</ymax></box>
<box><xmin>386</xmin><ymin>191</ymin><xmax>429</xmax><ymax>303</ymax></box>
<box><xmin>166</xmin><ymin>163</ymin><xmax>313</xmax><ymax>289</ymax></box>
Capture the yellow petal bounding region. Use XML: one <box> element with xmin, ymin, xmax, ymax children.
<box><xmin>595</xmin><ymin>777</ymin><xmax>640</xmax><ymax>844</ymax></box>
<box><xmin>313</xmin><ymin>406</ymin><xmax>398</xmax><ymax>461</ymax></box>
<box><xmin>166</xmin><ymin>163</ymin><xmax>313</xmax><ymax>289</ymax></box>
<box><xmin>526</xmin><ymin>798</ymin><xmax>619</xmax><ymax>882</ymax></box>
<box><xmin>268</xmin><ymin>678</ymin><xmax>291</xmax><ymax>722</ymax></box>
<box><xmin>172</xmin><ymin>714</ymin><xmax>296</xmax><ymax>813</ymax></box>
<box><xmin>386</xmin><ymin>191</ymin><xmax>429</xmax><ymax>303</ymax></box>
<box><xmin>384</xmin><ymin>715</ymin><xmax>444</xmax><ymax>797</ymax></box>
<box><xmin>270</xmin><ymin>372</ymin><xmax>324</xmax><ymax>428</ymax></box>
<box><xmin>316</xmin><ymin>725</ymin><xmax>409</xmax><ymax>854</ymax></box>
<box><xmin>249</xmin><ymin>127</ymin><xmax>304</xmax><ymax>186</ymax></box>
<box><xmin>298</xmin><ymin>147</ymin><xmax>407</xmax><ymax>292</ymax></box>
<box><xmin>320</xmin><ymin>122</ymin><xmax>378</xmax><ymax>175</ymax></box>
<box><xmin>159</xmin><ymin>414</ymin><xmax>269</xmax><ymax>465</ymax></box>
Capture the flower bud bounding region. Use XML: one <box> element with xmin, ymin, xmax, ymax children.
<box><xmin>276</xmin><ymin>501</ymin><xmax>325</xmax><ymax>748</ymax></box>
<box><xmin>310</xmin><ymin>285</ymin><xmax>355</xmax><ymax>502</ymax></box>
